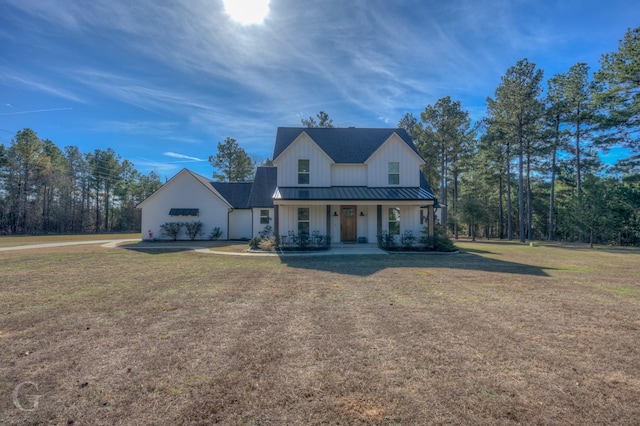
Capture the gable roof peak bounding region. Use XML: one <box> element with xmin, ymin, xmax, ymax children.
<box><xmin>273</xmin><ymin>127</ymin><xmax>420</xmax><ymax>163</ymax></box>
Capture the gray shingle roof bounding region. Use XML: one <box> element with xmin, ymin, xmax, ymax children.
<box><xmin>273</xmin><ymin>127</ymin><xmax>421</xmax><ymax>163</ymax></box>
<box><xmin>211</xmin><ymin>181</ymin><xmax>253</xmax><ymax>209</ymax></box>
<box><xmin>247</xmin><ymin>167</ymin><xmax>277</xmax><ymax>207</ymax></box>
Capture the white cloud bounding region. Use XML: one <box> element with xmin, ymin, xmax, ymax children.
<box><xmin>222</xmin><ymin>0</ymin><xmax>270</xmax><ymax>25</ymax></box>
<box><xmin>163</xmin><ymin>152</ymin><xmax>204</xmax><ymax>162</ymax></box>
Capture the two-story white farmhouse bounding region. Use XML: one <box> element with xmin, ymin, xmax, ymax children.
<box><xmin>138</xmin><ymin>127</ymin><xmax>437</xmax><ymax>245</ymax></box>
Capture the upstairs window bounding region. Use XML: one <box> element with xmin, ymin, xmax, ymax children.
<box><xmin>388</xmin><ymin>162</ymin><xmax>399</xmax><ymax>185</ymax></box>
<box><xmin>389</xmin><ymin>207</ymin><xmax>400</xmax><ymax>235</ymax></box>
<box><xmin>298</xmin><ymin>159</ymin><xmax>310</xmax><ymax>184</ymax></box>
<box><xmin>260</xmin><ymin>209</ymin><xmax>270</xmax><ymax>224</ymax></box>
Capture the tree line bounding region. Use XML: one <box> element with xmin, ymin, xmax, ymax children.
<box><xmin>0</xmin><ymin>129</ymin><xmax>162</xmax><ymax>235</ymax></box>
<box><xmin>2</xmin><ymin>28</ymin><xmax>637</xmax><ymax>244</ymax></box>
<box><xmin>399</xmin><ymin>27</ymin><xmax>640</xmax><ymax>246</ymax></box>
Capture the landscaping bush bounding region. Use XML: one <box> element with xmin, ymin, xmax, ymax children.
<box><xmin>249</xmin><ymin>236</ymin><xmax>262</xmax><ymax>250</ymax></box>
<box><xmin>258</xmin><ymin>225</ymin><xmax>272</xmax><ymax>239</ymax></box>
<box><xmin>184</xmin><ymin>221</ymin><xmax>204</xmax><ymax>241</ymax></box>
<box><xmin>431</xmin><ymin>225</ymin><xmax>455</xmax><ymax>251</ymax></box>
<box><xmin>250</xmin><ymin>232</ymin><xmax>330</xmax><ymax>251</ymax></box>
<box><xmin>401</xmin><ymin>230</ymin><xmax>416</xmax><ymax>248</ymax></box>
<box><xmin>258</xmin><ymin>237</ymin><xmax>277</xmax><ymax>251</ymax></box>
<box><xmin>380</xmin><ymin>231</ymin><xmax>396</xmax><ymax>249</ymax></box>
<box><xmin>209</xmin><ymin>227</ymin><xmax>223</xmax><ymax>240</ymax></box>
<box><xmin>160</xmin><ymin>222</ymin><xmax>183</xmax><ymax>241</ymax></box>
<box><xmin>379</xmin><ymin>226</ymin><xmax>455</xmax><ymax>252</ymax></box>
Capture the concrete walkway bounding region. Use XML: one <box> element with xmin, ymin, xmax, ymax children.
<box><xmin>1</xmin><ymin>239</ymin><xmax>388</xmax><ymax>256</ymax></box>
<box><xmin>0</xmin><ymin>239</ymin><xmax>141</xmax><ymax>252</ymax></box>
<box><xmin>247</xmin><ymin>243</ymin><xmax>387</xmax><ymax>256</ymax></box>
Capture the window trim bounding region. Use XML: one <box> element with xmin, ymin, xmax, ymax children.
<box><xmin>298</xmin><ymin>207</ymin><xmax>310</xmax><ymax>236</ymax></box>
<box><xmin>260</xmin><ymin>209</ymin><xmax>270</xmax><ymax>224</ymax></box>
<box><xmin>388</xmin><ymin>207</ymin><xmax>400</xmax><ymax>235</ymax></box>
<box><xmin>388</xmin><ymin>161</ymin><xmax>399</xmax><ymax>185</ymax></box>
<box><xmin>298</xmin><ymin>159</ymin><xmax>310</xmax><ymax>185</ymax></box>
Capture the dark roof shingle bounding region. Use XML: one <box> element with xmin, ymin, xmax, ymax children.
<box><xmin>211</xmin><ymin>181</ymin><xmax>253</xmax><ymax>209</ymax></box>
<box><xmin>247</xmin><ymin>167</ymin><xmax>277</xmax><ymax>207</ymax></box>
<box><xmin>273</xmin><ymin>127</ymin><xmax>421</xmax><ymax>163</ymax></box>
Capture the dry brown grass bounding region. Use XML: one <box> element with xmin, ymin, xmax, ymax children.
<box><xmin>1</xmin><ymin>240</ymin><xmax>639</xmax><ymax>425</ymax></box>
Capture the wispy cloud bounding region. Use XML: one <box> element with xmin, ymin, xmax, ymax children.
<box><xmin>97</xmin><ymin>120</ymin><xmax>177</xmax><ymax>135</ymax></box>
<box><xmin>133</xmin><ymin>158</ymin><xmax>181</xmax><ymax>176</ymax></box>
<box><xmin>0</xmin><ymin>68</ymin><xmax>85</xmax><ymax>104</ymax></box>
<box><xmin>4</xmin><ymin>0</ymin><xmax>639</xmax><ymax>167</ymax></box>
<box><xmin>163</xmin><ymin>152</ymin><xmax>204</xmax><ymax>162</ymax></box>
<box><xmin>0</xmin><ymin>107</ymin><xmax>72</xmax><ymax>116</ymax></box>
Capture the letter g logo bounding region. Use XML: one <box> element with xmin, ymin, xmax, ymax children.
<box><xmin>13</xmin><ymin>381</ymin><xmax>41</xmax><ymax>411</ymax></box>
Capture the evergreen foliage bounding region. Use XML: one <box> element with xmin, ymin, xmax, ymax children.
<box><xmin>0</xmin><ymin>129</ymin><xmax>161</xmax><ymax>235</ymax></box>
<box><xmin>208</xmin><ymin>137</ymin><xmax>255</xmax><ymax>182</ymax></box>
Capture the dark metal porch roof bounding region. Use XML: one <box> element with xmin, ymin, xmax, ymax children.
<box><xmin>273</xmin><ymin>186</ymin><xmax>436</xmax><ymax>201</ymax></box>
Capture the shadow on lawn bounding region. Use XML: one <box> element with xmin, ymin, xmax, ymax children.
<box><xmin>279</xmin><ymin>252</ymin><xmax>553</xmax><ymax>277</ymax></box>
<box><xmin>119</xmin><ymin>240</ymin><xmax>245</xmax><ymax>255</ymax></box>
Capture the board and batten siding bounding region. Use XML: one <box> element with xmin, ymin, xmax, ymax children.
<box><xmin>382</xmin><ymin>205</ymin><xmax>422</xmax><ymax>236</ymax></box>
<box><xmin>252</xmin><ymin>208</ymin><xmax>274</xmax><ymax>238</ymax></box>
<box><xmin>277</xmin><ymin>205</ymin><xmax>327</xmax><ymax>236</ymax></box>
<box><xmin>229</xmin><ymin>209</ymin><xmax>252</xmax><ymax>240</ymax></box>
<box><xmin>366</xmin><ymin>134</ymin><xmax>424</xmax><ymax>187</ymax></box>
<box><xmin>140</xmin><ymin>172</ymin><xmax>230</xmax><ymax>241</ymax></box>
<box><xmin>275</xmin><ymin>133</ymin><xmax>333</xmax><ymax>187</ymax></box>
<box><xmin>330</xmin><ymin>164</ymin><xmax>367</xmax><ymax>186</ymax></box>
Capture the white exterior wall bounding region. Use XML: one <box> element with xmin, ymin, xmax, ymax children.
<box><xmin>382</xmin><ymin>205</ymin><xmax>423</xmax><ymax>237</ymax></box>
<box><xmin>140</xmin><ymin>172</ymin><xmax>230</xmax><ymax>241</ymax></box>
<box><xmin>275</xmin><ymin>134</ymin><xmax>333</xmax><ymax>187</ymax></box>
<box><xmin>360</xmin><ymin>205</ymin><xmax>377</xmax><ymax>243</ymax></box>
<box><xmin>277</xmin><ymin>205</ymin><xmax>327</xmax><ymax>237</ymax></box>
<box><xmin>366</xmin><ymin>134</ymin><xmax>423</xmax><ymax>187</ymax></box>
<box><xmin>331</xmin><ymin>164</ymin><xmax>367</xmax><ymax>186</ymax></box>
<box><xmin>252</xmin><ymin>208</ymin><xmax>274</xmax><ymax>237</ymax></box>
<box><xmin>329</xmin><ymin>204</ymin><xmax>340</xmax><ymax>242</ymax></box>
<box><xmin>229</xmin><ymin>209</ymin><xmax>252</xmax><ymax>240</ymax></box>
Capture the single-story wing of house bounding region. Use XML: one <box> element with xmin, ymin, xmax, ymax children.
<box><xmin>137</xmin><ymin>127</ymin><xmax>438</xmax><ymax>244</ymax></box>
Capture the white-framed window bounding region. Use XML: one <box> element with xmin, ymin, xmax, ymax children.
<box><xmin>298</xmin><ymin>207</ymin><xmax>309</xmax><ymax>235</ymax></box>
<box><xmin>260</xmin><ymin>209</ymin><xmax>270</xmax><ymax>224</ymax></box>
<box><xmin>298</xmin><ymin>159</ymin><xmax>310</xmax><ymax>184</ymax></box>
<box><xmin>388</xmin><ymin>162</ymin><xmax>399</xmax><ymax>185</ymax></box>
<box><xmin>389</xmin><ymin>207</ymin><xmax>400</xmax><ymax>235</ymax></box>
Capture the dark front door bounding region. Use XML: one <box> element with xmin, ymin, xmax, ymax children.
<box><xmin>340</xmin><ymin>205</ymin><xmax>357</xmax><ymax>242</ymax></box>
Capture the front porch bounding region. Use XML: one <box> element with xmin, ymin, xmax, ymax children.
<box><xmin>273</xmin><ymin>202</ymin><xmax>435</xmax><ymax>248</ymax></box>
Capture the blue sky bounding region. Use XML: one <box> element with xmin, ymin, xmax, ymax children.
<box><xmin>1</xmin><ymin>0</ymin><xmax>638</xmax><ymax>179</ymax></box>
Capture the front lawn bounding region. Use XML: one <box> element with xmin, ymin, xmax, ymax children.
<box><xmin>1</xmin><ymin>241</ymin><xmax>639</xmax><ymax>424</ymax></box>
